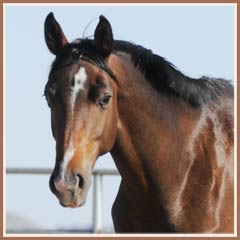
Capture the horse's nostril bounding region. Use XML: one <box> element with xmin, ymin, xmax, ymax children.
<box><xmin>77</xmin><ymin>174</ymin><xmax>84</xmax><ymax>189</ymax></box>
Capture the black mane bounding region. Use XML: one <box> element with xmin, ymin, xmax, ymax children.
<box><xmin>49</xmin><ymin>39</ymin><xmax>233</xmax><ymax>108</ymax></box>
<box><xmin>113</xmin><ymin>40</ymin><xmax>233</xmax><ymax>107</ymax></box>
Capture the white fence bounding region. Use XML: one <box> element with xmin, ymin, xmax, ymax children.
<box><xmin>6</xmin><ymin>167</ymin><xmax>119</xmax><ymax>233</ymax></box>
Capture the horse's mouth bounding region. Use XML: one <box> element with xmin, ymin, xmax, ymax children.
<box><xmin>51</xmin><ymin>183</ymin><xmax>87</xmax><ymax>208</ymax></box>
<box><xmin>59</xmin><ymin>199</ymin><xmax>86</xmax><ymax>208</ymax></box>
<box><xmin>58</xmin><ymin>194</ymin><xmax>86</xmax><ymax>208</ymax></box>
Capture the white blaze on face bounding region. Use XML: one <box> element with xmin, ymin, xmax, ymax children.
<box><xmin>61</xmin><ymin>137</ymin><xmax>75</xmax><ymax>180</ymax></box>
<box><xmin>71</xmin><ymin>67</ymin><xmax>88</xmax><ymax>110</ymax></box>
<box><xmin>54</xmin><ymin>136</ymin><xmax>75</xmax><ymax>192</ymax></box>
<box><xmin>59</xmin><ymin>67</ymin><xmax>88</xmax><ymax>181</ymax></box>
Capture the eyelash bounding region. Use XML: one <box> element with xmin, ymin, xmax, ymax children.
<box><xmin>97</xmin><ymin>94</ymin><xmax>112</xmax><ymax>109</ymax></box>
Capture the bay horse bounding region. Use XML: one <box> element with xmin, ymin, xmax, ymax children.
<box><xmin>44</xmin><ymin>13</ymin><xmax>234</xmax><ymax>233</ymax></box>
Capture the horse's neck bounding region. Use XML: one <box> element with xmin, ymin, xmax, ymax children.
<box><xmin>108</xmin><ymin>53</ymin><xmax>234</xmax><ymax>232</ymax></box>
<box><xmin>109</xmin><ymin>53</ymin><xmax>201</xmax><ymax>196</ymax></box>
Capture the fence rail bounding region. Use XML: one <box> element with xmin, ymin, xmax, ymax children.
<box><xmin>6</xmin><ymin>167</ymin><xmax>119</xmax><ymax>176</ymax></box>
<box><xmin>6</xmin><ymin>167</ymin><xmax>120</xmax><ymax>233</ymax></box>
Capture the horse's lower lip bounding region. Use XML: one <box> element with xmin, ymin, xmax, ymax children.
<box><xmin>59</xmin><ymin>201</ymin><xmax>80</xmax><ymax>208</ymax></box>
<box><xmin>66</xmin><ymin>204</ymin><xmax>79</xmax><ymax>208</ymax></box>
<box><xmin>59</xmin><ymin>197</ymin><xmax>86</xmax><ymax>208</ymax></box>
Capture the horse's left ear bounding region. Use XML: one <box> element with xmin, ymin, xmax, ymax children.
<box><xmin>94</xmin><ymin>15</ymin><xmax>113</xmax><ymax>58</ymax></box>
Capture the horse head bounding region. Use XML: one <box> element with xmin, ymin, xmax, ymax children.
<box><xmin>44</xmin><ymin>13</ymin><xmax>118</xmax><ymax>208</ymax></box>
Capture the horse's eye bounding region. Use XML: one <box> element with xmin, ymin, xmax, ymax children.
<box><xmin>98</xmin><ymin>94</ymin><xmax>112</xmax><ymax>109</ymax></box>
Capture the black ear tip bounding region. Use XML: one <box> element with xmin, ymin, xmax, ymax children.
<box><xmin>46</xmin><ymin>12</ymin><xmax>54</xmax><ymax>21</ymax></box>
<box><xmin>99</xmin><ymin>15</ymin><xmax>109</xmax><ymax>23</ymax></box>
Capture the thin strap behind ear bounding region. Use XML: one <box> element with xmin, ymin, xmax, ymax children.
<box><xmin>44</xmin><ymin>12</ymin><xmax>68</xmax><ymax>55</ymax></box>
<box><xmin>94</xmin><ymin>15</ymin><xmax>113</xmax><ymax>58</ymax></box>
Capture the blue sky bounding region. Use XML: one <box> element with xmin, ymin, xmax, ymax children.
<box><xmin>5</xmin><ymin>4</ymin><xmax>235</xmax><ymax>232</ymax></box>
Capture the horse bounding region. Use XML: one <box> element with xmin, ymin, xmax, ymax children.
<box><xmin>44</xmin><ymin>13</ymin><xmax>234</xmax><ymax>233</ymax></box>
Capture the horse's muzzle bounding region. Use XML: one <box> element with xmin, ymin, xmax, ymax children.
<box><xmin>49</xmin><ymin>173</ymin><xmax>88</xmax><ymax>208</ymax></box>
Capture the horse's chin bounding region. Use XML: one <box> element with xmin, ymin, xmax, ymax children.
<box><xmin>58</xmin><ymin>193</ymin><xmax>87</xmax><ymax>208</ymax></box>
<box><xmin>59</xmin><ymin>198</ymin><xmax>86</xmax><ymax>208</ymax></box>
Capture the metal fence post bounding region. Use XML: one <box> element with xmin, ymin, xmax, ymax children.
<box><xmin>93</xmin><ymin>173</ymin><xmax>102</xmax><ymax>233</ymax></box>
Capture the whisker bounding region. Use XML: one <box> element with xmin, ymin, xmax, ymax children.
<box><xmin>82</xmin><ymin>16</ymin><xmax>98</xmax><ymax>39</ymax></box>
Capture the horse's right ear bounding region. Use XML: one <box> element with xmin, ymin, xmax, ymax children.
<box><xmin>44</xmin><ymin>12</ymin><xmax>68</xmax><ymax>55</ymax></box>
